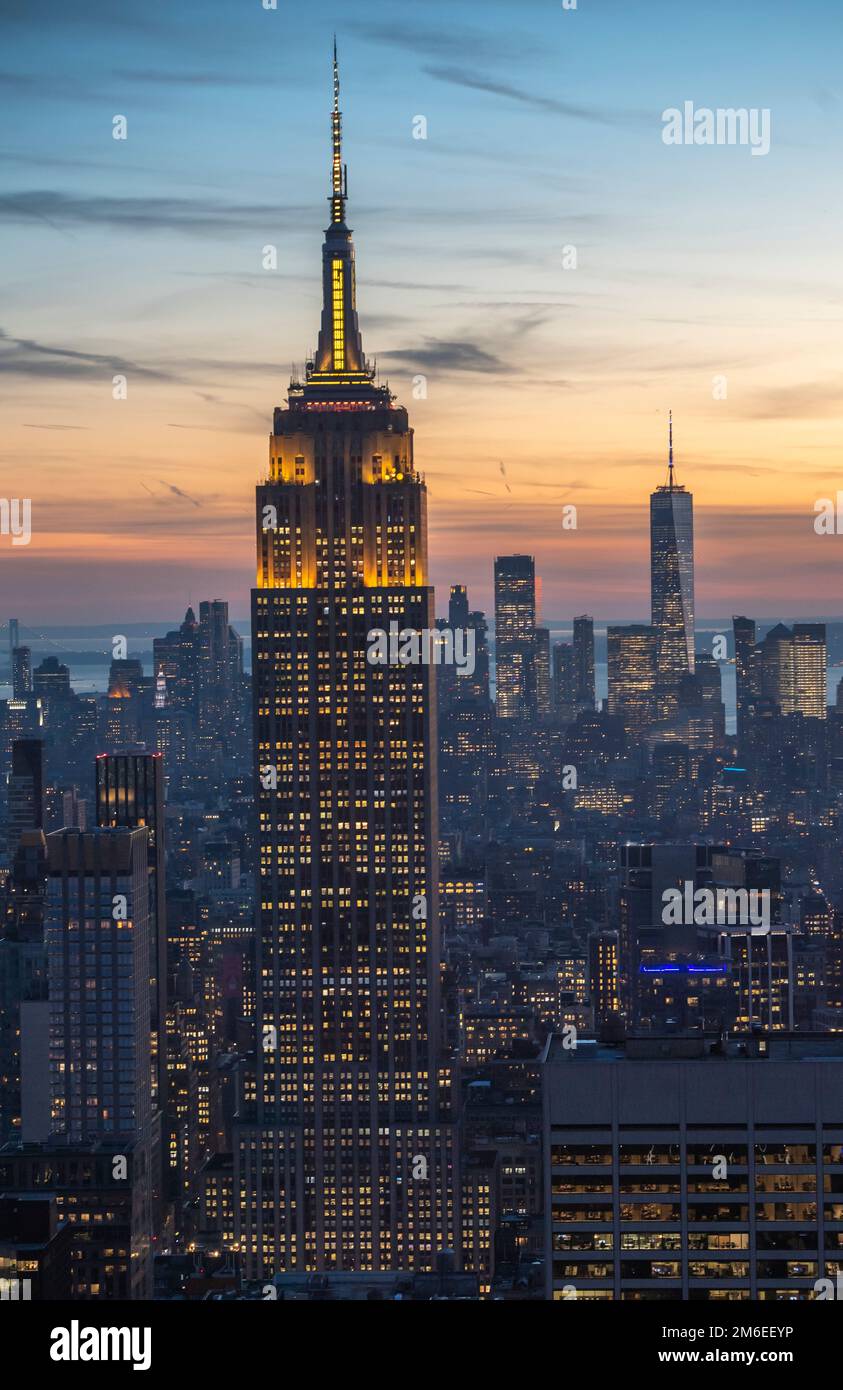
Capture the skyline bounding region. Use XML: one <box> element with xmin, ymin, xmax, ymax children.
<box><xmin>3</xmin><ymin>0</ymin><xmax>843</xmax><ymax>620</ymax></box>
<box><xmin>5</xmin><ymin>4</ymin><xmax>843</xmax><ymax>1325</ymax></box>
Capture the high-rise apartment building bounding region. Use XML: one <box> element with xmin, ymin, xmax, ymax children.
<box><xmin>236</xmin><ymin>49</ymin><xmax>457</xmax><ymax>1276</ymax></box>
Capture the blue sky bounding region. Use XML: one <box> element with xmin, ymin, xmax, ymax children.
<box><xmin>2</xmin><ymin>0</ymin><xmax>843</xmax><ymax>621</ymax></box>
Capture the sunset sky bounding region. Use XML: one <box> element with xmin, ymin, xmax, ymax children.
<box><xmin>2</xmin><ymin>0</ymin><xmax>843</xmax><ymax>623</ymax></box>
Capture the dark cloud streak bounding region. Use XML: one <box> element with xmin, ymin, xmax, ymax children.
<box><xmin>0</xmin><ymin>190</ymin><xmax>309</xmax><ymax>237</ymax></box>
<box><xmin>424</xmin><ymin>65</ymin><xmax>643</xmax><ymax>126</ymax></box>
<box><xmin>382</xmin><ymin>339</ymin><xmax>514</xmax><ymax>374</ymax></box>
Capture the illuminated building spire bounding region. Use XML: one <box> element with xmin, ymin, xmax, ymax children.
<box><xmin>298</xmin><ymin>42</ymin><xmax>380</xmax><ymax>401</ymax></box>
<box><xmin>330</xmin><ymin>35</ymin><xmax>346</xmax><ymax>226</ymax></box>
<box><xmin>668</xmin><ymin>409</ymin><xmax>675</xmax><ymax>489</ymax></box>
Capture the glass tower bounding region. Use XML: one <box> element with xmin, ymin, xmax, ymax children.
<box><xmin>650</xmin><ymin>413</ymin><xmax>695</xmax><ymax>717</ymax></box>
<box><xmin>494</xmin><ymin>554</ymin><xmax>537</xmax><ymax>719</ymax></box>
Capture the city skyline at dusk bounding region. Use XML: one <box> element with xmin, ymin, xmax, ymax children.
<box><xmin>7</xmin><ymin>1</ymin><xmax>843</xmax><ymax>1343</ymax></box>
<box><xmin>3</xmin><ymin>0</ymin><xmax>843</xmax><ymax>620</ymax></box>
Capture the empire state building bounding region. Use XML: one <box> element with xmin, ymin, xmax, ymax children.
<box><xmin>235</xmin><ymin>48</ymin><xmax>458</xmax><ymax>1276</ymax></box>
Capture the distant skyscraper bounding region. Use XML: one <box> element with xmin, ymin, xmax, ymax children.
<box><xmin>448</xmin><ymin>584</ymin><xmax>469</xmax><ymax>630</ymax></box>
<box><xmin>44</xmin><ymin>827</ymin><xmax>156</xmax><ymax>1294</ymax></box>
<box><xmin>153</xmin><ymin>606</ymin><xmax>200</xmax><ymax>714</ymax></box>
<box><xmin>1</xmin><ymin>740</ymin><xmax>47</xmax><ymax>1147</ymax></box>
<box><xmin>552</xmin><ymin>642</ymin><xmax>575</xmax><ymax>722</ymax></box>
<box><xmin>466</xmin><ymin>606</ymin><xmax>491</xmax><ymax>705</ymax></box>
<box><xmin>651</xmin><ymin>740</ymin><xmax>692</xmax><ymax>819</ymax></box>
<box><xmin>650</xmin><ymin>414</ymin><xmax>694</xmax><ymax>716</ymax></box>
<box><xmin>238</xmin><ymin>48</ymin><xmax>457</xmax><ymax>1277</ymax></box>
<box><xmin>607</xmin><ymin>625</ymin><xmax>657</xmax><ymax>736</ymax></box>
<box><xmin>445</xmin><ymin>586</ymin><xmax>490</xmax><ymax>705</ymax></box>
<box><xmin>197</xmin><ymin>600</ymin><xmax>243</xmax><ymax>745</ymax></box>
<box><xmin>572</xmin><ymin>615</ymin><xmax>595</xmax><ymax>715</ymax></box>
<box><xmin>733</xmin><ymin>615</ymin><xmax>757</xmax><ymax>751</ymax></box>
<box><xmin>46</xmin><ymin>828</ymin><xmax>152</xmax><ymax>1142</ymax></box>
<box><xmin>95</xmin><ymin>753</ymin><xmax>167</xmax><ymax>1106</ymax></box>
<box><xmin>494</xmin><ymin>555</ymin><xmax>536</xmax><ymax>719</ymax></box>
<box><xmin>32</xmin><ymin>657</ymin><xmax>70</xmax><ymax>701</ymax></box>
<box><xmin>793</xmin><ymin>623</ymin><xmax>827</xmax><ymax>720</ymax></box>
<box><xmin>534</xmin><ymin>626</ymin><xmax>551</xmax><ymax>717</ymax></box>
<box><xmin>7</xmin><ymin>739</ymin><xmax>43</xmax><ymax>866</ymax></box>
<box><xmin>11</xmin><ymin>647</ymin><xmax>32</xmax><ymax>699</ymax></box>
<box><xmin>437</xmin><ymin>585</ymin><xmax>471</xmax><ymax>716</ymax></box>
<box><xmin>758</xmin><ymin>622</ymin><xmax>826</xmax><ymax>720</ymax></box>
<box><xmin>0</xmin><ymin>825</ymin><xmax>49</xmax><ymax>1146</ymax></box>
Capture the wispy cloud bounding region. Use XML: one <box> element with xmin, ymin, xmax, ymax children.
<box><xmin>158</xmin><ymin>480</ymin><xmax>202</xmax><ymax>507</ymax></box>
<box><xmin>348</xmin><ymin>19</ymin><xmax>537</xmax><ymax>63</ymax></box>
<box><xmin>424</xmin><ymin>65</ymin><xmax>641</xmax><ymax>126</ymax></box>
<box><xmin>382</xmin><ymin>338</ymin><xmax>515</xmax><ymax>374</ymax></box>
<box><xmin>0</xmin><ymin>190</ymin><xmax>309</xmax><ymax>237</ymax></box>
<box><xmin>0</xmin><ymin>0</ymin><xmax>175</xmax><ymax>35</ymax></box>
<box><xmin>0</xmin><ymin>328</ymin><xmax>174</xmax><ymax>381</ymax></box>
<box><xmin>736</xmin><ymin>379</ymin><xmax>843</xmax><ymax>421</ymax></box>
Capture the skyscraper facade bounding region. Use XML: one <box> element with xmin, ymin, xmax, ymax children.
<box><xmin>572</xmin><ymin>615</ymin><xmax>595</xmax><ymax>715</ymax></box>
<box><xmin>7</xmin><ymin>738</ymin><xmax>43</xmax><ymax>867</ymax></box>
<box><xmin>552</xmin><ymin>642</ymin><xmax>575</xmax><ymax>723</ymax></box>
<box><xmin>534</xmin><ymin>625</ymin><xmax>551</xmax><ymax>717</ymax></box>
<box><xmin>793</xmin><ymin>623</ymin><xmax>827</xmax><ymax>720</ymax></box>
<box><xmin>95</xmin><ymin>753</ymin><xmax>167</xmax><ymax>1105</ymax></box>
<box><xmin>45</xmin><ymin>828</ymin><xmax>152</xmax><ymax>1143</ymax></box>
<box><xmin>607</xmin><ymin>625</ymin><xmax>657</xmax><ymax>737</ymax></box>
<box><xmin>651</xmin><ymin>415</ymin><xmax>694</xmax><ymax>716</ymax></box>
<box><xmin>758</xmin><ymin>622</ymin><xmax>827</xmax><ymax>720</ymax></box>
<box><xmin>44</xmin><ymin>827</ymin><xmax>156</xmax><ymax>1297</ymax></box>
<box><xmin>733</xmin><ymin>615</ymin><xmax>758</xmax><ymax>753</ymax></box>
<box><xmin>11</xmin><ymin>646</ymin><xmax>32</xmax><ymax>700</ymax></box>
<box><xmin>494</xmin><ymin>555</ymin><xmax>536</xmax><ymax>720</ymax></box>
<box><xmin>236</xmin><ymin>51</ymin><xmax>457</xmax><ymax>1276</ymax></box>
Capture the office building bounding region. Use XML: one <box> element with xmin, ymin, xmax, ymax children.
<box><xmin>650</xmin><ymin>415</ymin><xmax>694</xmax><ymax>717</ymax></box>
<box><xmin>546</xmin><ymin>1033</ymin><xmax>843</xmax><ymax>1301</ymax></box>
<box><xmin>45</xmin><ymin>828</ymin><xmax>152</xmax><ymax>1143</ymax></box>
<box><xmin>552</xmin><ymin>643</ymin><xmax>575</xmax><ymax>723</ymax></box>
<box><xmin>95</xmin><ymin>753</ymin><xmax>167</xmax><ymax>1105</ymax></box>
<box><xmin>607</xmin><ymin>626</ymin><xmax>657</xmax><ymax>737</ymax></box>
<box><xmin>494</xmin><ymin>555</ymin><xmax>537</xmax><ymax>720</ymax></box>
<box><xmin>11</xmin><ymin>647</ymin><xmax>31</xmax><ymax>700</ymax></box>
<box><xmin>573</xmin><ymin>615</ymin><xmax>595</xmax><ymax>715</ymax></box>
<box><xmin>237</xmin><ymin>49</ymin><xmax>458</xmax><ymax>1277</ymax></box>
